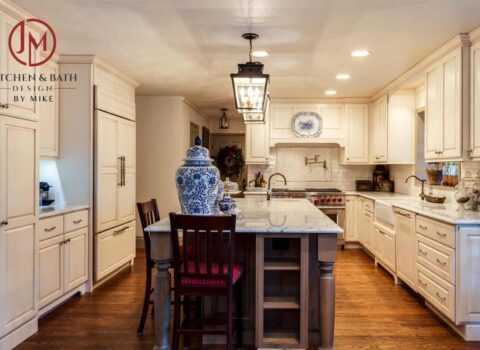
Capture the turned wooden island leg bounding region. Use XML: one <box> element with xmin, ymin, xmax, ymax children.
<box><xmin>317</xmin><ymin>235</ymin><xmax>337</xmax><ymax>350</ymax></box>
<box><xmin>153</xmin><ymin>259</ymin><xmax>172</xmax><ymax>350</ymax></box>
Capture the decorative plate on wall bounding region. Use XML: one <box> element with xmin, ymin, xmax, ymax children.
<box><xmin>291</xmin><ymin>111</ymin><xmax>323</xmax><ymax>138</ymax></box>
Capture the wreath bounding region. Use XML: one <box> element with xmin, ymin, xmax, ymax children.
<box><xmin>216</xmin><ymin>145</ymin><xmax>245</xmax><ymax>177</ymax></box>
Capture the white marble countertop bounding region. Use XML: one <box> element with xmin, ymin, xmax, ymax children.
<box><xmin>146</xmin><ymin>198</ymin><xmax>343</xmax><ymax>234</ymax></box>
<box><xmin>243</xmin><ymin>190</ymin><xmax>267</xmax><ymax>195</ymax></box>
<box><xmin>347</xmin><ymin>191</ymin><xmax>480</xmax><ymax>225</ymax></box>
<box><xmin>39</xmin><ymin>204</ymin><xmax>90</xmax><ymax>219</ymax></box>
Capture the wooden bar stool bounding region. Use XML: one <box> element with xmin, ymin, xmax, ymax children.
<box><xmin>169</xmin><ymin>213</ymin><xmax>244</xmax><ymax>350</ymax></box>
<box><xmin>136</xmin><ymin>199</ymin><xmax>160</xmax><ymax>335</ymax></box>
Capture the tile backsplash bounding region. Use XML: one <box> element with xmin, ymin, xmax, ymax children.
<box><xmin>247</xmin><ymin>147</ymin><xmax>373</xmax><ymax>190</ymax></box>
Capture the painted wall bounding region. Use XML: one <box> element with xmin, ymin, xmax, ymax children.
<box><xmin>136</xmin><ymin>96</ymin><xmax>209</xmax><ymax>236</ymax></box>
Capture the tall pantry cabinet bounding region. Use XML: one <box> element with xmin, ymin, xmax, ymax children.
<box><xmin>57</xmin><ymin>55</ymin><xmax>138</xmax><ymax>283</ymax></box>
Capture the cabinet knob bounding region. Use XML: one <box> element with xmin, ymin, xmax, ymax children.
<box><xmin>468</xmin><ymin>149</ymin><xmax>473</xmax><ymax>154</ymax></box>
<box><xmin>0</xmin><ymin>103</ymin><xmax>9</xmax><ymax>109</ymax></box>
<box><xmin>0</xmin><ymin>220</ymin><xmax>8</xmax><ymax>226</ymax></box>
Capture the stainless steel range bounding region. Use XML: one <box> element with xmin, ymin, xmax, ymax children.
<box><xmin>270</xmin><ymin>188</ymin><xmax>346</xmax><ymax>248</ymax></box>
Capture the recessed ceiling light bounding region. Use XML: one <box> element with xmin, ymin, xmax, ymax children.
<box><xmin>336</xmin><ymin>73</ymin><xmax>351</xmax><ymax>80</ymax></box>
<box><xmin>252</xmin><ymin>50</ymin><xmax>269</xmax><ymax>57</ymax></box>
<box><xmin>351</xmin><ymin>50</ymin><xmax>370</xmax><ymax>57</ymax></box>
<box><xmin>325</xmin><ymin>90</ymin><xmax>337</xmax><ymax>96</ymax></box>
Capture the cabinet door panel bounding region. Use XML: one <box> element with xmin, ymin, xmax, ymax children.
<box><xmin>39</xmin><ymin>59</ymin><xmax>59</xmax><ymax>157</ymax></box>
<box><xmin>383</xmin><ymin>232</ymin><xmax>396</xmax><ymax>272</ymax></box>
<box><xmin>246</xmin><ymin>123</ymin><xmax>269</xmax><ymax>163</ymax></box>
<box><xmin>96</xmin><ymin>111</ymin><xmax>119</xmax><ymax>232</ymax></box>
<box><xmin>345</xmin><ymin>104</ymin><xmax>369</xmax><ymax>163</ymax></box>
<box><xmin>117</xmin><ymin>119</ymin><xmax>136</xmax><ymax>224</ymax></box>
<box><xmin>395</xmin><ymin>211</ymin><xmax>417</xmax><ymax>290</ymax></box>
<box><xmin>0</xmin><ymin>224</ymin><xmax>37</xmax><ymax>336</ymax></box>
<box><xmin>38</xmin><ymin>236</ymin><xmax>63</xmax><ymax>308</ymax></box>
<box><xmin>0</xmin><ymin>117</ymin><xmax>38</xmax><ymax>229</ymax></box>
<box><xmin>345</xmin><ymin>197</ymin><xmax>357</xmax><ymax>241</ymax></box>
<box><xmin>425</xmin><ymin>65</ymin><xmax>442</xmax><ymax>159</ymax></box>
<box><xmin>0</xmin><ymin>14</ymin><xmax>39</xmax><ymax>121</ymax></box>
<box><xmin>64</xmin><ymin>228</ymin><xmax>88</xmax><ymax>292</ymax></box>
<box><xmin>441</xmin><ymin>55</ymin><xmax>462</xmax><ymax>158</ymax></box>
<box><xmin>471</xmin><ymin>45</ymin><xmax>480</xmax><ymax>158</ymax></box>
<box><xmin>364</xmin><ymin>211</ymin><xmax>374</xmax><ymax>251</ymax></box>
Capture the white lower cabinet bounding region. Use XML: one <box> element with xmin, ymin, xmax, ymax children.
<box><xmin>38</xmin><ymin>211</ymin><xmax>89</xmax><ymax>310</ymax></box>
<box><xmin>95</xmin><ymin>223</ymin><xmax>135</xmax><ymax>281</ymax></box>
<box><xmin>394</xmin><ymin>208</ymin><xmax>417</xmax><ymax>291</ymax></box>
<box><xmin>373</xmin><ymin>223</ymin><xmax>396</xmax><ymax>275</ymax></box>
<box><xmin>345</xmin><ymin>196</ymin><xmax>358</xmax><ymax>241</ymax></box>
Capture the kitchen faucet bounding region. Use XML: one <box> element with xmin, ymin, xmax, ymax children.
<box><xmin>405</xmin><ymin>175</ymin><xmax>427</xmax><ymax>200</ymax></box>
<box><xmin>267</xmin><ymin>173</ymin><xmax>287</xmax><ymax>200</ymax></box>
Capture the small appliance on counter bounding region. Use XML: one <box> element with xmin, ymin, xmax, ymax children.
<box><xmin>378</xmin><ymin>179</ymin><xmax>394</xmax><ymax>192</ymax></box>
<box><xmin>39</xmin><ymin>182</ymin><xmax>55</xmax><ymax>206</ymax></box>
<box><xmin>373</xmin><ymin>165</ymin><xmax>389</xmax><ymax>191</ymax></box>
<box><xmin>355</xmin><ymin>180</ymin><xmax>373</xmax><ymax>191</ymax></box>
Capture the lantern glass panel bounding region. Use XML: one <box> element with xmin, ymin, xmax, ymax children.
<box><xmin>232</xmin><ymin>76</ymin><xmax>268</xmax><ymax>114</ymax></box>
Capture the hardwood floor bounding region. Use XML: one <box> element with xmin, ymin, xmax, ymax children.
<box><xmin>16</xmin><ymin>249</ymin><xmax>480</xmax><ymax>350</ymax></box>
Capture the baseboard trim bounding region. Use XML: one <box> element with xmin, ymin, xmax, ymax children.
<box><xmin>39</xmin><ymin>284</ymin><xmax>87</xmax><ymax>318</ymax></box>
<box><xmin>0</xmin><ymin>316</ymin><xmax>37</xmax><ymax>350</ymax></box>
<box><xmin>425</xmin><ymin>301</ymin><xmax>480</xmax><ymax>341</ymax></box>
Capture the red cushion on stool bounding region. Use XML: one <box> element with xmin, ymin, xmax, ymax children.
<box><xmin>180</xmin><ymin>261</ymin><xmax>244</xmax><ymax>286</ymax></box>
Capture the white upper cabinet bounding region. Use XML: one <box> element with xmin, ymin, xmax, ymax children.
<box><xmin>0</xmin><ymin>13</ymin><xmax>40</xmax><ymax>121</ymax></box>
<box><xmin>342</xmin><ymin>104</ymin><xmax>369</xmax><ymax>163</ymax></box>
<box><xmin>94</xmin><ymin>65</ymin><xmax>136</xmax><ymax>121</ymax></box>
<box><xmin>425</xmin><ymin>47</ymin><xmax>466</xmax><ymax>161</ymax></box>
<box><xmin>370</xmin><ymin>93</ymin><xmax>415</xmax><ymax>164</ymax></box>
<box><xmin>269</xmin><ymin>103</ymin><xmax>345</xmax><ymax>146</ymax></box>
<box><xmin>39</xmin><ymin>58</ymin><xmax>60</xmax><ymax>157</ymax></box>
<box><xmin>470</xmin><ymin>41</ymin><xmax>480</xmax><ymax>158</ymax></box>
<box><xmin>245</xmin><ymin>122</ymin><xmax>269</xmax><ymax>164</ymax></box>
<box><xmin>370</xmin><ymin>96</ymin><xmax>388</xmax><ymax>163</ymax></box>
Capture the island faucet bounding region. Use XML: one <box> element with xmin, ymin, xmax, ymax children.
<box><xmin>405</xmin><ymin>175</ymin><xmax>427</xmax><ymax>200</ymax></box>
<box><xmin>267</xmin><ymin>173</ymin><xmax>287</xmax><ymax>200</ymax></box>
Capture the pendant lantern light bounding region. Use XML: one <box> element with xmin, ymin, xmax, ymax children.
<box><xmin>219</xmin><ymin>108</ymin><xmax>229</xmax><ymax>129</ymax></box>
<box><xmin>230</xmin><ymin>33</ymin><xmax>270</xmax><ymax>124</ymax></box>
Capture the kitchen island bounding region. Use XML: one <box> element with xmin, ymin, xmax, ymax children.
<box><xmin>145</xmin><ymin>198</ymin><xmax>343</xmax><ymax>350</ymax></box>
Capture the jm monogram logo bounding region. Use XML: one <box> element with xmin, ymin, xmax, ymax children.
<box><xmin>8</xmin><ymin>18</ymin><xmax>56</xmax><ymax>67</ymax></box>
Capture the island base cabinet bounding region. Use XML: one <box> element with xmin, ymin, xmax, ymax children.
<box><xmin>95</xmin><ymin>223</ymin><xmax>135</xmax><ymax>281</ymax></box>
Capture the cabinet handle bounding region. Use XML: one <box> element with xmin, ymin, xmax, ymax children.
<box><xmin>418</xmin><ymin>279</ymin><xmax>428</xmax><ymax>287</ymax></box>
<box><xmin>0</xmin><ymin>103</ymin><xmax>9</xmax><ymax>109</ymax></box>
<box><xmin>118</xmin><ymin>156</ymin><xmax>123</xmax><ymax>186</ymax></box>
<box><xmin>435</xmin><ymin>292</ymin><xmax>446</xmax><ymax>302</ymax></box>
<box><xmin>418</xmin><ymin>224</ymin><xmax>427</xmax><ymax>230</ymax></box>
<box><xmin>436</xmin><ymin>258</ymin><xmax>447</xmax><ymax>266</ymax></box>
<box><xmin>73</xmin><ymin>219</ymin><xmax>82</xmax><ymax>224</ymax></box>
<box><xmin>113</xmin><ymin>226</ymin><xmax>129</xmax><ymax>235</ymax></box>
<box><xmin>122</xmin><ymin>156</ymin><xmax>126</xmax><ymax>186</ymax></box>
<box><xmin>395</xmin><ymin>211</ymin><xmax>411</xmax><ymax>219</ymax></box>
<box><xmin>468</xmin><ymin>149</ymin><xmax>473</xmax><ymax>154</ymax></box>
<box><xmin>436</xmin><ymin>231</ymin><xmax>447</xmax><ymax>238</ymax></box>
<box><xmin>62</xmin><ymin>238</ymin><xmax>71</xmax><ymax>245</ymax></box>
<box><xmin>0</xmin><ymin>220</ymin><xmax>8</xmax><ymax>227</ymax></box>
<box><xmin>418</xmin><ymin>249</ymin><xmax>428</xmax><ymax>256</ymax></box>
<box><xmin>44</xmin><ymin>226</ymin><xmax>56</xmax><ymax>232</ymax></box>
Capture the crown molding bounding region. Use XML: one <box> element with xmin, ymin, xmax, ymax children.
<box><xmin>270</xmin><ymin>97</ymin><xmax>371</xmax><ymax>104</ymax></box>
<box><xmin>371</xmin><ymin>33</ymin><xmax>470</xmax><ymax>101</ymax></box>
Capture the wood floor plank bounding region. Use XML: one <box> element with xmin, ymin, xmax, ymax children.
<box><xmin>15</xmin><ymin>249</ymin><xmax>480</xmax><ymax>349</ymax></box>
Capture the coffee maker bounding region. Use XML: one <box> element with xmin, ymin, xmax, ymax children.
<box><xmin>39</xmin><ymin>182</ymin><xmax>55</xmax><ymax>206</ymax></box>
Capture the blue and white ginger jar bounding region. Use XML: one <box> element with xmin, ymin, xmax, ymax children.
<box><xmin>175</xmin><ymin>137</ymin><xmax>223</xmax><ymax>215</ymax></box>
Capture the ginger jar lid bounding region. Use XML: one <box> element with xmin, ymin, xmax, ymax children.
<box><xmin>184</xmin><ymin>136</ymin><xmax>213</xmax><ymax>166</ymax></box>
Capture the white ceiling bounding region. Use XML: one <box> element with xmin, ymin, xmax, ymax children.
<box><xmin>12</xmin><ymin>0</ymin><xmax>480</xmax><ymax>118</ymax></box>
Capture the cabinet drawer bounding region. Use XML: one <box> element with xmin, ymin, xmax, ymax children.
<box><xmin>416</xmin><ymin>216</ymin><xmax>455</xmax><ymax>248</ymax></box>
<box><xmin>64</xmin><ymin>210</ymin><xmax>88</xmax><ymax>233</ymax></box>
<box><xmin>416</xmin><ymin>234</ymin><xmax>455</xmax><ymax>284</ymax></box>
<box><xmin>417</xmin><ymin>263</ymin><xmax>455</xmax><ymax>321</ymax></box>
<box><xmin>95</xmin><ymin>223</ymin><xmax>135</xmax><ymax>281</ymax></box>
<box><xmin>38</xmin><ymin>215</ymin><xmax>64</xmax><ymax>241</ymax></box>
<box><xmin>363</xmin><ymin>199</ymin><xmax>374</xmax><ymax>213</ymax></box>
